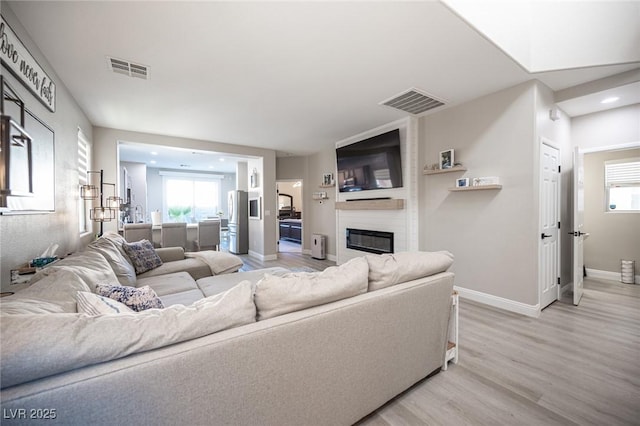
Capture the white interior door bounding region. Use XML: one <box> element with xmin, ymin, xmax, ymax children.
<box><xmin>540</xmin><ymin>142</ymin><xmax>560</xmax><ymax>309</ymax></box>
<box><xmin>573</xmin><ymin>147</ymin><xmax>585</xmax><ymax>305</ymax></box>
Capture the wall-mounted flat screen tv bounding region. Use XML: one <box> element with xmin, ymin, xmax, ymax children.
<box><xmin>336</xmin><ymin>129</ymin><xmax>403</xmax><ymax>192</ymax></box>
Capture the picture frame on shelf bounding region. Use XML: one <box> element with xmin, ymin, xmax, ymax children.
<box><xmin>440</xmin><ymin>149</ymin><xmax>454</xmax><ymax>169</ymax></box>
<box><xmin>322</xmin><ymin>173</ymin><xmax>334</xmax><ymax>186</ymax></box>
<box><xmin>456</xmin><ymin>178</ymin><xmax>469</xmax><ymax>188</ymax></box>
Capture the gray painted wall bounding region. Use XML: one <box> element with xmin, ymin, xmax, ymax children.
<box><xmin>572</xmin><ymin>104</ymin><xmax>640</xmax><ymax>151</ymax></box>
<box><xmin>418</xmin><ymin>80</ymin><xmax>571</xmax><ymax>307</ymax></box>
<box><xmin>1</xmin><ymin>5</ymin><xmax>93</xmax><ymax>292</ymax></box>
<box><xmin>583</xmin><ymin>148</ymin><xmax>640</xmax><ymax>273</ymax></box>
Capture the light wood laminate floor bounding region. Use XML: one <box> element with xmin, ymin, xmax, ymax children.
<box><xmin>357</xmin><ymin>277</ymin><xmax>640</xmax><ymax>426</ymax></box>
<box><xmin>236</xmin><ymin>251</ymin><xmax>335</xmax><ymax>272</ymax></box>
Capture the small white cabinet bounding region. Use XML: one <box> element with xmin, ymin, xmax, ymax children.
<box><xmin>442</xmin><ymin>291</ymin><xmax>459</xmax><ymax>370</ymax></box>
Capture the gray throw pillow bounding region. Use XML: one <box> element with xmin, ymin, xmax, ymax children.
<box><xmin>122</xmin><ymin>239</ymin><xmax>163</xmax><ymax>274</ymax></box>
<box><xmin>95</xmin><ymin>283</ymin><xmax>164</xmax><ymax>312</ymax></box>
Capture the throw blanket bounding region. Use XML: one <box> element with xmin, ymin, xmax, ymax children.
<box><xmin>185</xmin><ymin>251</ymin><xmax>244</xmax><ymax>275</ymax></box>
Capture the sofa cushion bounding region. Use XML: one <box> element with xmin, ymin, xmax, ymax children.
<box><xmin>122</xmin><ymin>240</ymin><xmax>163</xmax><ymax>274</ymax></box>
<box><xmin>96</xmin><ymin>284</ymin><xmax>165</xmax><ymax>312</ymax></box>
<box><xmin>155</xmin><ymin>247</ymin><xmax>186</xmax><ymax>262</ymax></box>
<box><xmin>0</xmin><ymin>280</ymin><xmax>256</xmax><ymax>389</ymax></box>
<box><xmin>28</xmin><ymin>250</ymin><xmax>118</xmax><ymax>292</ymax></box>
<box><xmin>197</xmin><ymin>267</ymin><xmax>289</xmax><ymax>297</ymax></box>
<box><xmin>0</xmin><ymin>298</ymin><xmax>66</xmax><ymax>315</ymax></box>
<box><xmin>136</xmin><ymin>271</ymin><xmax>204</xmax><ymax>307</ymax></box>
<box><xmin>6</xmin><ymin>269</ymin><xmax>92</xmax><ymax>313</ymax></box>
<box><xmin>137</xmin><ymin>258</ymin><xmax>212</xmax><ymax>281</ymax></box>
<box><xmin>254</xmin><ymin>257</ymin><xmax>369</xmax><ymax>320</ymax></box>
<box><xmin>366</xmin><ymin>251</ymin><xmax>454</xmax><ymax>291</ymax></box>
<box><xmin>185</xmin><ymin>251</ymin><xmax>243</xmax><ymax>275</ymax></box>
<box><xmin>136</xmin><ymin>271</ymin><xmax>199</xmax><ymax>296</ymax></box>
<box><xmin>76</xmin><ymin>291</ymin><xmax>134</xmax><ymax>315</ymax></box>
<box><xmin>159</xmin><ymin>289</ymin><xmax>207</xmax><ymax>307</ymax></box>
<box><xmin>87</xmin><ymin>234</ymin><xmax>137</xmax><ymax>285</ymax></box>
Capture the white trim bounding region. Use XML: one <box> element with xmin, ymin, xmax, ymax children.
<box><xmin>454</xmin><ymin>285</ymin><xmax>541</xmax><ymax>318</ymax></box>
<box><xmin>249</xmin><ymin>250</ymin><xmax>277</xmax><ymax>262</ymax></box>
<box><xmin>586</xmin><ymin>268</ymin><xmax>639</xmax><ymax>284</ymax></box>
<box><xmin>159</xmin><ymin>171</ymin><xmax>224</xmax><ymax>179</ymax></box>
<box><xmin>581</xmin><ymin>141</ymin><xmax>640</xmax><ymax>154</ymax></box>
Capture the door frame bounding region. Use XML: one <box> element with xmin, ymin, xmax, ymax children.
<box><xmin>539</xmin><ymin>138</ymin><xmax>561</xmax><ymax>310</ymax></box>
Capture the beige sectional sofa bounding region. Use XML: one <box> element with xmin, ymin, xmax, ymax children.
<box><xmin>0</xmin><ymin>248</ymin><xmax>455</xmax><ymax>425</ymax></box>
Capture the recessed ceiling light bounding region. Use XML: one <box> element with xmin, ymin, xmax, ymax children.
<box><xmin>209</xmin><ymin>165</ymin><xmax>214</xmax><ymax>169</ymax></box>
<box><xmin>151</xmin><ymin>151</ymin><xmax>158</xmax><ymax>155</ymax></box>
<box><xmin>219</xmin><ymin>158</ymin><xmax>225</xmax><ymax>162</ymax></box>
<box><xmin>601</xmin><ymin>97</ymin><xmax>619</xmax><ymax>104</ymax></box>
<box><xmin>149</xmin><ymin>160</ymin><xmax>156</xmax><ymax>164</ymax></box>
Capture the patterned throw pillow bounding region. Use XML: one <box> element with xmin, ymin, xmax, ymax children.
<box><xmin>95</xmin><ymin>284</ymin><xmax>164</xmax><ymax>312</ymax></box>
<box><xmin>122</xmin><ymin>239</ymin><xmax>162</xmax><ymax>274</ymax></box>
<box><xmin>76</xmin><ymin>291</ymin><xmax>134</xmax><ymax>315</ymax></box>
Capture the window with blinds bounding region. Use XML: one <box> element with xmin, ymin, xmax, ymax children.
<box><xmin>605</xmin><ymin>158</ymin><xmax>640</xmax><ymax>212</ymax></box>
<box><xmin>78</xmin><ymin>129</ymin><xmax>92</xmax><ymax>232</ymax></box>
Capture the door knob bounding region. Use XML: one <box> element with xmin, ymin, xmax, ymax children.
<box><xmin>541</xmin><ymin>233</ymin><xmax>552</xmax><ymax>239</ymax></box>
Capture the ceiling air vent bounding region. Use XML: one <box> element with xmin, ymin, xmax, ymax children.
<box><xmin>107</xmin><ymin>57</ymin><xmax>149</xmax><ymax>80</ymax></box>
<box><xmin>380</xmin><ymin>88</ymin><xmax>445</xmax><ymax>115</ymax></box>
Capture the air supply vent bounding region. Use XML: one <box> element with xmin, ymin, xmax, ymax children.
<box><xmin>380</xmin><ymin>88</ymin><xmax>445</xmax><ymax>115</ymax></box>
<box><xmin>107</xmin><ymin>56</ymin><xmax>149</xmax><ymax>80</ymax></box>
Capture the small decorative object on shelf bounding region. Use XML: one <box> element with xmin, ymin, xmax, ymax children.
<box><xmin>321</xmin><ymin>173</ymin><xmax>334</xmax><ymax>187</ymax></box>
<box><xmin>439</xmin><ymin>148</ymin><xmax>454</xmax><ymax>169</ymax></box>
<box><xmin>312</xmin><ymin>191</ymin><xmax>329</xmax><ymax>200</ymax></box>
<box><xmin>455</xmin><ymin>178</ymin><xmax>469</xmax><ymax>188</ymax></box>
<box><xmin>472</xmin><ymin>176</ymin><xmax>500</xmax><ymax>186</ymax></box>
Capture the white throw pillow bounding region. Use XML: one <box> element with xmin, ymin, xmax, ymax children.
<box><xmin>254</xmin><ymin>256</ymin><xmax>369</xmax><ymax>320</ymax></box>
<box><xmin>87</xmin><ymin>234</ymin><xmax>137</xmax><ymax>285</ymax></box>
<box><xmin>366</xmin><ymin>251</ymin><xmax>454</xmax><ymax>291</ymax></box>
<box><xmin>76</xmin><ymin>291</ymin><xmax>134</xmax><ymax>315</ymax></box>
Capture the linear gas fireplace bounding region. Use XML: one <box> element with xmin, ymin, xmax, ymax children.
<box><xmin>346</xmin><ymin>228</ymin><xmax>394</xmax><ymax>255</ymax></box>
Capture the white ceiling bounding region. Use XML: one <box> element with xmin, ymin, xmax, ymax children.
<box><xmin>6</xmin><ymin>1</ymin><xmax>640</xmax><ymax>172</ymax></box>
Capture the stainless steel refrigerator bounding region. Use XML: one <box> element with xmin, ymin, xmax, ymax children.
<box><xmin>228</xmin><ymin>190</ymin><xmax>249</xmax><ymax>254</ymax></box>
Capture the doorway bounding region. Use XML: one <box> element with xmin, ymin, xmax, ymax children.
<box><xmin>276</xmin><ymin>180</ymin><xmax>303</xmax><ymax>253</ymax></box>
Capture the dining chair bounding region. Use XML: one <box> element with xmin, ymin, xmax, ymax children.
<box><xmin>123</xmin><ymin>223</ymin><xmax>153</xmax><ymax>243</ymax></box>
<box><xmin>195</xmin><ymin>220</ymin><xmax>220</xmax><ymax>251</ymax></box>
<box><xmin>161</xmin><ymin>222</ymin><xmax>187</xmax><ymax>249</ymax></box>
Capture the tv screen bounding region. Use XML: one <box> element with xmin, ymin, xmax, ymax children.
<box><xmin>336</xmin><ymin>129</ymin><xmax>403</xmax><ymax>192</ymax></box>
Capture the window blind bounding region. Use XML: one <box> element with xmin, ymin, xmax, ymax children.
<box><xmin>605</xmin><ymin>159</ymin><xmax>640</xmax><ymax>186</ymax></box>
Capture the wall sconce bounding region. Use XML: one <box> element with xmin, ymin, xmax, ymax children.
<box><xmin>81</xmin><ymin>170</ymin><xmax>121</xmax><ymax>235</ymax></box>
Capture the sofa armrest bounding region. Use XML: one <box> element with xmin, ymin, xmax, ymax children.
<box><xmin>155</xmin><ymin>247</ymin><xmax>185</xmax><ymax>262</ymax></box>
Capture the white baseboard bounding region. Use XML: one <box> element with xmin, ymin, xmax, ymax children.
<box><xmin>454</xmin><ymin>285</ymin><xmax>541</xmax><ymax>318</ymax></box>
<box><xmin>560</xmin><ymin>283</ymin><xmax>572</xmax><ymax>298</ymax></box>
<box><xmin>586</xmin><ymin>268</ymin><xmax>639</xmax><ymax>284</ymax></box>
<box><xmin>248</xmin><ymin>250</ymin><xmax>277</xmax><ymax>261</ymax></box>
